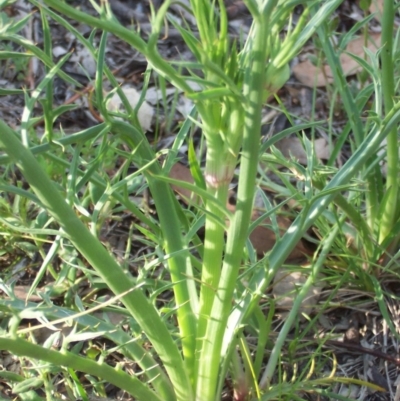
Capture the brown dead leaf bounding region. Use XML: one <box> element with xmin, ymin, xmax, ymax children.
<box><xmin>314</xmin><ymin>137</ymin><xmax>331</xmax><ymax>160</ymax></box>
<box><xmin>275</xmin><ymin>137</ymin><xmax>330</xmax><ymax>164</ymax></box>
<box><xmin>169</xmin><ymin>162</ymin><xmax>309</xmax><ymax>260</ymax></box>
<box><xmin>369</xmin><ymin>0</ymin><xmax>383</xmax><ymax>22</ymax></box>
<box><xmin>169</xmin><ymin>162</ymin><xmax>200</xmax><ymax>204</ymax></box>
<box><xmin>369</xmin><ymin>0</ymin><xmax>400</xmax><ymax>26</ymax></box>
<box><xmin>93</xmin><ymin>311</ymin><xmax>126</xmax><ymax>325</ymax></box>
<box><xmin>249</xmin><ymin>216</ymin><xmax>310</xmax><ymax>260</ymax></box>
<box><xmin>11</xmin><ymin>285</ymin><xmax>42</xmax><ymax>302</ymax></box>
<box><xmin>293</xmin><ymin>33</ymin><xmax>381</xmax><ymax>87</ymax></box>
<box><xmin>8</xmin><ymin>285</ymin><xmax>61</xmax><ymax>302</ymax></box>
<box><xmin>273</xmin><ymin>268</ymin><xmax>324</xmax><ymax>317</ymax></box>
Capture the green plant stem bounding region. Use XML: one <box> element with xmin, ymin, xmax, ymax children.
<box><xmin>0</xmin><ymin>119</ymin><xmax>191</xmax><ymax>401</ymax></box>
<box><xmin>194</xmin><ymin>9</ymin><xmax>271</xmax><ymax>398</ymax></box>
<box><xmin>195</xmin><ymin>180</ymin><xmax>229</xmax><ymax>376</ymax></box>
<box><xmin>194</xmin><ymin>136</ymin><xmax>236</xmax><ymax>386</ymax></box>
<box><xmin>110</xmin><ymin>120</ymin><xmax>197</xmax><ymax>385</ymax></box>
<box><xmin>0</xmin><ymin>336</ymin><xmax>164</xmax><ymax>401</ymax></box>
<box><xmin>379</xmin><ymin>0</ymin><xmax>399</xmax><ymax>243</ymax></box>
<box><xmin>189</xmin><ymin>0</ymin><xmax>241</xmax><ymax>383</ymax></box>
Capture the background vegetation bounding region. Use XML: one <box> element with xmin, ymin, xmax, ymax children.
<box><xmin>0</xmin><ymin>0</ymin><xmax>399</xmax><ymax>400</ymax></box>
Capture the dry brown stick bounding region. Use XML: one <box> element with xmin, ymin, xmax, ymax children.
<box><xmin>264</xmin><ymin>331</ymin><xmax>400</xmax><ymax>368</ymax></box>
<box><xmin>325</xmin><ymin>339</ymin><xmax>400</xmax><ymax>367</ymax></box>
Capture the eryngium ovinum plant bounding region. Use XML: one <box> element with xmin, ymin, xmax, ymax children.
<box><xmin>1</xmin><ymin>0</ymin><xmax>400</xmax><ymax>400</ymax></box>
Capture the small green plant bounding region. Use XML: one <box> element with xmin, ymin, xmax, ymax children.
<box><xmin>0</xmin><ymin>0</ymin><xmax>399</xmax><ymax>400</ymax></box>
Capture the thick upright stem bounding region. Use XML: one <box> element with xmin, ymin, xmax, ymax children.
<box><xmin>195</xmin><ymin>14</ymin><xmax>269</xmax><ymax>400</ymax></box>
<box><xmin>194</xmin><ymin>122</ymin><xmax>235</xmax><ymax>386</ymax></box>
<box><xmin>379</xmin><ymin>0</ymin><xmax>398</xmax><ymax>243</ymax></box>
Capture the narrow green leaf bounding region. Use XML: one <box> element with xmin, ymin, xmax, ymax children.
<box><xmin>13</xmin><ymin>378</ymin><xmax>44</xmax><ymax>394</ymax></box>
<box><xmin>188</xmin><ymin>139</ymin><xmax>206</xmax><ymax>190</ymax></box>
